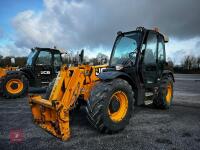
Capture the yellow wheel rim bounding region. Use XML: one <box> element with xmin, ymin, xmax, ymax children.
<box><xmin>6</xmin><ymin>79</ymin><xmax>24</xmax><ymax>94</ymax></box>
<box><xmin>108</xmin><ymin>91</ymin><xmax>128</xmax><ymax>122</ymax></box>
<box><xmin>166</xmin><ymin>83</ymin><xmax>172</xmax><ymax>104</ymax></box>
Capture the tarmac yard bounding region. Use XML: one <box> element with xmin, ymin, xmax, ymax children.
<box><xmin>0</xmin><ymin>74</ymin><xmax>200</xmax><ymax>150</ymax></box>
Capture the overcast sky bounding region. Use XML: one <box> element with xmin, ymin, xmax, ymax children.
<box><xmin>0</xmin><ymin>0</ymin><xmax>200</xmax><ymax>64</ymax></box>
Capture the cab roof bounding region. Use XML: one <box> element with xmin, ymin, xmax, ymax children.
<box><xmin>118</xmin><ymin>27</ymin><xmax>169</xmax><ymax>43</ymax></box>
<box><xmin>32</xmin><ymin>47</ymin><xmax>67</xmax><ymax>54</ymax></box>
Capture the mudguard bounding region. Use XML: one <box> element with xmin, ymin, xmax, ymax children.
<box><xmin>162</xmin><ymin>70</ymin><xmax>175</xmax><ymax>82</ymax></box>
<box><xmin>98</xmin><ymin>71</ymin><xmax>145</xmax><ymax>106</ymax></box>
<box><xmin>6</xmin><ymin>70</ymin><xmax>23</xmax><ymax>75</ymax></box>
<box><xmin>98</xmin><ymin>71</ymin><xmax>133</xmax><ymax>82</ymax></box>
<box><xmin>6</xmin><ymin>70</ymin><xmax>31</xmax><ymax>81</ymax></box>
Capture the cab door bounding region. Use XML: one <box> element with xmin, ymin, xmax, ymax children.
<box><xmin>157</xmin><ymin>35</ymin><xmax>166</xmax><ymax>79</ymax></box>
<box><xmin>35</xmin><ymin>50</ymin><xmax>53</xmax><ymax>86</ymax></box>
<box><xmin>142</xmin><ymin>31</ymin><xmax>158</xmax><ymax>86</ymax></box>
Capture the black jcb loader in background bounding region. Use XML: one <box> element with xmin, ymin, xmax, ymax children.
<box><xmin>29</xmin><ymin>27</ymin><xmax>174</xmax><ymax>141</ymax></box>
<box><xmin>0</xmin><ymin>47</ymin><xmax>68</xmax><ymax>99</ymax></box>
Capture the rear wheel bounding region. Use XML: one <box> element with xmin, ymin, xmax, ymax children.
<box><xmin>2</xmin><ymin>73</ymin><xmax>28</xmax><ymax>99</ymax></box>
<box><xmin>153</xmin><ymin>76</ymin><xmax>173</xmax><ymax>109</ymax></box>
<box><xmin>86</xmin><ymin>78</ymin><xmax>134</xmax><ymax>133</ymax></box>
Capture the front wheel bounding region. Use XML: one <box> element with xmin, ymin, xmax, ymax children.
<box><xmin>86</xmin><ymin>78</ymin><xmax>135</xmax><ymax>133</ymax></box>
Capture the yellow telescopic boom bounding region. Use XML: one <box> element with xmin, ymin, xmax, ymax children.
<box><xmin>29</xmin><ymin>65</ymin><xmax>107</xmax><ymax>141</ymax></box>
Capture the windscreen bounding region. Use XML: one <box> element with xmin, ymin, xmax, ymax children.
<box><xmin>110</xmin><ymin>32</ymin><xmax>141</xmax><ymax>66</ymax></box>
<box><xmin>26</xmin><ymin>50</ymin><xmax>37</xmax><ymax>66</ymax></box>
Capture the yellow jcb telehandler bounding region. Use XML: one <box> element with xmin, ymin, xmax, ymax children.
<box><xmin>29</xmin><ymin>27</ymin><xmax>174</xmax><ymax>141</ymax></box>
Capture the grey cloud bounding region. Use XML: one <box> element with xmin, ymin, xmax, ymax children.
<box><xmin>0</xmin><ymin>44</ymin><xmax>30</xmax><ymax>57</ymax></box>
<box><xmin>13</xmin><ymin>0</ymin><xmax>200</xmax><ymax>49</ymax></box>
<box><xmin>170</xmin><ymin>49</ymin><xmax>187</xmax><ymax>64</ymax></box>
<box><xmin>195</xmin><ymin>41</ymin><xmax>200</xmax><ymax>48</ymax></box>
<box><xmin>10</xmin><ymin>0</ymin><xmax>200</xmax><ymax>57</ymax></box>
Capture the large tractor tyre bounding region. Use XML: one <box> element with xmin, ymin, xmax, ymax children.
<box><xmin>44</xmin><ymin>78</ymin><xmax>56</xmax><ymax>99</ymax></box>
<box><xmin>2</xmin><ymin>73</ymin><xmax>29</xmax><ymax>99</ymax></box>
<box><xmin>153</xmin><ymin>76</ymin><xmax>173</xmax><ymax>109</ymax></box>
<box><xmin>86</xmin><ymin>78</ymin><xmax>134</xmax><ymax>133</ymax></box>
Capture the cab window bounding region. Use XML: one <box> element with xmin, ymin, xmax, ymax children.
<box><xmin>143</xmin><ymin>32</ymin><xmax>157</xmax><ymax>64</ymax></box>
<box><xmin>54</xmin><ymin>53</ymin><xmax>62</xmax><ymax>66</ymax></box>
<box><xmin>158</xmin><ymin>35</ymin><xmax>165</xmax><ymax>62</ymax></box>
<box><xmin>36</xmin><ymin>51</ymin><xmax>52</xmax><ymax>65</ymax></box>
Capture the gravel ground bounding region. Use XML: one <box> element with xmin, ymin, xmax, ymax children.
<box><xmin>0</xmin><ymin>74</ymin><xmax>200</xmax><ymax>150</ymax></box>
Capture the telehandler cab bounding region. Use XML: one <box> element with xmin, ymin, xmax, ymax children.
<box><xmin>29</xmin><ymin>27</ymin><xmax>174</xmax><ymax>141</ymax></box>
<box><xmin>0</xmin><ymin>47</ymin><xmax>67</xmax><ymax>98</ymax></box>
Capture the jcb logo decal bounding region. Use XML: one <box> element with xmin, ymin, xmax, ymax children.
<box><xmin>41</xmin><ymin>71</ymin><xmax>51</xmax><ymax>75</ymax></box>
<box><xmin>95</xmin><ymin>68</ymin><xmax>106</xmax><ymax>75</ymax></box>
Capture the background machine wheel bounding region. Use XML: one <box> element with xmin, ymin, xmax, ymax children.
<box><xmin>153</xmin><ymin>76</ymin><xmax>173</xmax><ymax>109</ymax></box>
<box><xmin>86</xmin><ymin>78</ymin><xmax>135</xmax><ymax>133</ymax></box>
<box><xmin>2</xmin><ymin>73</ymin><xmax>29</xmax><ymax>99</ymax></box>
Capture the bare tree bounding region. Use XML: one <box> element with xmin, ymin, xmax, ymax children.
<box><xmin>197</xmin><ymin>56</ymin><xmax>200</xmax><ymax>70</ymax></box>
<box><xmin>181</xmin><ymin>55</ymin><xmax>196</xmax><ymax>70</ymax></box>
<box><xmin>96</xmin><ymin>53</ymin><xmax>109</xmax><ymax>65</ymax></box>
<box><xmin>167</xmin><ymin>57</ymin><xmax>174</xmax><ymax>68</ymax></box>
<box><xmin>15</xmin><ymin>57</ymin><xmax>27</xmax><ymax>67</ymax></box>
<box><xmin>182</xmin><ymin>56</ymin><xmax>187</xmax><ymax>69</ymax></box>
<box><xmin>0</xmin><ymin>55</ymin><xmax>3</xmax><ymax>67</ymax></box>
